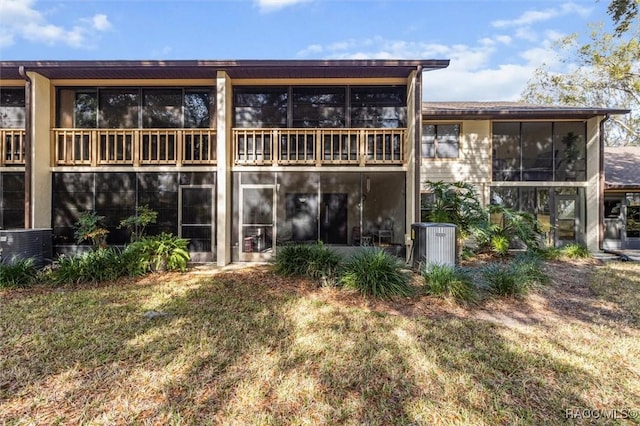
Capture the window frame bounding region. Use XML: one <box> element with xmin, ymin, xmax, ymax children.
<box><xmin>491</xmin><ymin>121</ymin><xmax>587</xmax><ymax>182</ymax></box>
<box><xmin>421</xmin><ymin>123</ymin><xmax>461</xmax><ymax>159</ymax></box>
<box><xmin>56</xmin><ymin>87</ymin><xmax>214</xmax><ymax>129</ymax></box>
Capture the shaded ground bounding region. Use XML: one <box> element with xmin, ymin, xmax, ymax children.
<box><xmin>1</xmin><ymin>259</ymin><xmax>639</xmax><ymax>425</ymax></box>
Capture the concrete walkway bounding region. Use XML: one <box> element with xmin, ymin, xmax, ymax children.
<box><xmin>593</xmin><ymin>249</ymin><xmax>640</xmax><ymax>262</ymax></box>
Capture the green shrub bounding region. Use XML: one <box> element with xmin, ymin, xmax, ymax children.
<box><xmin>0</xmin><ymin>258</ymin><xmax>37</xmax><ymax>288</ymax></box>
<box><xmin>273</xmin><ymin>243</ymin><xmax>341</xmax><ymax>285</ymax></box>
<box><xmin>512</xmin><ymin>252</ymin><xmax>550</xmax><ymax>286</ymax></box>
<box><xmin>421</xmin><ymin>263</ymin><xmax>477</xmax><ymax>303</ymax></box>
<box><xmin>49</xmin><ymin>248</ymin><xmax>126</xmax><ymax>285</ymax></box>
<box><xmin>560</xmin><ymin>243</ymin><xmax>591</xmax><ymax>259</ymax></box>
<box><xmin>480</xmin><ymin>263</ymin><xmax>525</xmax><ymax>296</ymax></box>
<box><xmin>119</xmin><ymin>205</ymin><xmax>158</xmax><ymax>242</ymax></box>
<box><xmin>480</xmin><ymin>255</ymin><xmax>548</xmax><ymax>297</ymax></box>
<box><xmin>126</xmin><ymin>234</ymin><xmax>190</xmax><ymax>272</ymax></box>
<box><xmin>490</xmin><ymin>234</ymin><xmax>510</xmax><ymax>257</ymax></box>
<box><xmin>74</xmin><ymin>211</ymin><xmax>109</xmax><ymax>247</ymax></box>
<box><xmin>339</xmin><ymin>248</ymin><xmax>413</xmax><ymax>299</ymax></box>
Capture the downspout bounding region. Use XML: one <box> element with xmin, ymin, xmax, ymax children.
<box><xmin>598</xmin><ymin>114</ymin><xmax>610</xmax><ymax>251</ymax></box>
<box><xmin>414</xmin><ymin>66</ymin><xmax>423</xmax><ymax>221</ymax></box>
<box><xmin>18</xmin><ymin>66</ymin><xmax>32</xmax><ymax>229</ymax></box>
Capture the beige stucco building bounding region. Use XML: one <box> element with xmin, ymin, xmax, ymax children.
<box><xmin>0</xmin><ymin>60</ymin><xmax>629</xmax><ymax>264</ymax></box>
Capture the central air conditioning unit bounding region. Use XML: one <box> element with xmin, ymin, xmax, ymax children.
<box><xmin>0</xmin><ymin>229</ymin><xmax>53</xmax><ymax>268</ymax></box>
<box><xmin>411</xmin><ymin>223</ymin><xmax>457</xmax><ymax>269</ymax></box>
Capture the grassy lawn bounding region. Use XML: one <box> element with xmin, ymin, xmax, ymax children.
<box><xmin>1</xmin><ymin>260</ymin><xmax>639</xmax><ymax>425</ymax></box>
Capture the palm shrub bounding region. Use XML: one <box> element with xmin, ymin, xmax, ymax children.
<box><xmin>490</xmin><ymin>234</ymin><xmax>510</xmax><ymax>257</ymax></box>
<box><xmin>478</xmin><ymin>205</ymin><xmax>545</xmax><ymax>254</ymax></box>
<box><xmin>421</xmin><ymin>263</ymin><xmax>477</xmax><ymax>303</ymax></box>
<box><xmin>0</xmin><ymin>258</ymin><xmax>37</xmax><ymax>288</ymax></box>
<box><xmin>424</xmin><ymin>181</ymin><xmax>488</xmax><ymax>244</ymax></box>
<box><xmin>126</xmin><ymin>233</ymin><xmax>190</xmax><ymax>272</ymax></box>
<box><xmin>273</xmin><ymin>243</ymin><xmax>341</xmax><ymax>285</ymax></box>
<box><xmin>339</xmin><ymin>248</ymin><xmax>413</xmax><ymax>299</ymax></box>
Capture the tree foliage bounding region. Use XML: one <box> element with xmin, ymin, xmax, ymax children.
<box><xmin>608</xmin><ymin>0</ymin><xmax>639</xmax><ymax>36</ymax></box>
<box><xmin>521</xmin><ymin>24</ymin><xmax>639</xmax><ymax>146</ymax></box>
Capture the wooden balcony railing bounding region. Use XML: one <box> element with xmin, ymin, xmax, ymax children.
<box><xmin>52</xmin><ymin>129</ymin><xmax>216</xmax><ymax>166</ymax></box>
<box><xmin>1</xmin><ymin>129</ymin><xmax>25</xmax><ymax>166</ymax></box>
<box><xmin>234</xmin><ymin>128</ymin><xmax>406</xmax><ymax>166</ymax></box>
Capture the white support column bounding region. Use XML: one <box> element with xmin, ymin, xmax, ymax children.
<box><xmin>585</xmin><ymin>116</ymin><xmax>601</xmax><ymax>251</ymax></box>
<box><xmin>28</xmin><ymin>71</ymin><xmax>52</xmax><ymax>229</ymax></box>
<box><xmin>406</xmin><ymin>70</ymin><xmax>418</xmax><ymax>238</ymax></box>
<box><xmin>216</xmin><ymin>71</ymin><xmax>232</xmax><ymax>265</ymax></box>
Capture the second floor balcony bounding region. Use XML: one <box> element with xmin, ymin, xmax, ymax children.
<box><xmin>1</xmin><ymin>129</ymin><xmax>25</xmax><ymax>166</ymax></box>
<box><xmin>52</xmin><ymin>128</ymin><xmax>216</xmax><ymax>167</ymax></box>
<box><xmin>234</xmin><ymin>128</ymin><xmax>406</xmax><ymax>166</ymax></box>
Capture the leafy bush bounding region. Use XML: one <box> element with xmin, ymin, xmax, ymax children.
<box><xmin>476</xmin><ymin>205</ymin><xmax>545</xmax><ymax>254</ymax></box>
<box><xmin>273</xmin><ymin>243</ymin><xmax>341</xmax><ymax>285</ymax></box>
<box><xmin>490</xmin><ymin>235</ymin><xmax>510</xmax><ymax>257</ymax></box>
<box><xmin>421</xmin><ymin>263</ymin><xmax>477</xmax><ymax>303</ymax></box>
<box><xmin>49</xmin><ymin>248</ymin><xmax>126</xmax><ymax>285</ymax></box>
<box><xmin>0</xmin><ymin>258</ymin><xmax>37</xmax><ymax>288</ymax></box>
<box><xmin>339</xmin><ymin>248</ymin><xmax>413</xmax><ymax>299</ymax></box>
<box><xmin>74</xmin><ymin>211</ymin><xmax>109</xmax><ymax>247</ymax></box>
<box><xmin>119</xmin><ymin>205</ymin><xmax>158</xmax><ymax>242</ymax></box>
<box><xmin>125</xmin><ymin>233</ymin><xmax>190</xmax><ymax>272</ymax></box>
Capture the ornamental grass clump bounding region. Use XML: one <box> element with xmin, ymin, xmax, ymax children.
<box><xmin>0</xmin><ymin>258</ymin><xmax>38</xmax><ymax>288</ymax></box>
<box><xmin>273</xmin><ymin>243</ymin><xmax>341</xmax><ymax>285</ymax></box>
<box><xmin>339</xmin><ymin>248</ymin><xmax>413</xmax><ymax>299</ymax></box>
<box><xmin>480</xmin><ymin>263</ymin><xmax>525</xmax><ymax>296</ymax></box>
<box><xmin>480</xmin><ymin>254</ymin><xmax>548</xmax><ymax>297</ymax></box>
<box><xmin>421</xmin><ymin>263</ymin><xmax>478</xmax><ymax>304</ymax></box>
<box><xmin>49</xmin><ymin>248</ymin><xmax>126</xmax><ymax>285</ymax></box>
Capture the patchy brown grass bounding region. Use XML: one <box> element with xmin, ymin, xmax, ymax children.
<box><xmin>1</xmin><ymin>261</ymin><xmax>639</xmax><ymax>425</ymax></box>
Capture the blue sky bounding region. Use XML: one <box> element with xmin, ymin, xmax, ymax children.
<box><xmin>0</xmin><ymin>0</ymin><xmax>612</xmax><ymax>101</ymax></box>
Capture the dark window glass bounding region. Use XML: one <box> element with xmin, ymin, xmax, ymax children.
<box><xmin>554</xmin><ymin>122</ymin><xmax>586</xmax><ymax>181</ymax></box>
<box><xmin>0</xmin><ymin>88</ymin><xmax>26</xmax><ymax>129</ymax></box>
<box><xmin>95</xmin><ymin>173</ymin><xmax>136</xmax><ymax>244</ymax></box>
<box><xmin>351</xmin><ymin>86</ymin><xmax>406</xmax><ymax>128</ymax></box>
<box><xmin>99</xmin><ymin>89</ymin><xmax>139</xmax><ymax>128</ymax></box>
<box><xmin>233</xmin><ymin>87</ymin><xmax>288</xmax><ymax>128</ymax></box>
<box><xmin>1</xmin><ymin>172</ymin><xmax>25</xmax><ymax>229</ymax></box>
<box><xmin>143</xmin><ymin>89</ymin><xmax>182</xmax><ymax>128</ymax></box>
<box><xmin>422</xmin><ymin>124</ymin><xmax>460</xmax><ymax>158</ymax></box>
<box><xmin>522</xmin><ymin>122</ymin><xmax>553</xmax><ymax>181</ymax></box>
<box><xmin>51</xmin><ymin>173</ymin><xmax>95</xmax><ymax>245</ymax></box>
<box><xmin>492</xmin><ymin>122</ymin><xmax>521</xmax><ymax>181</ymax></box>
<box><xmin>137</xmin><ymin>173</ymin><xmax>178</xmax><ymax>236</ymax></box>
<box><xmin>420</xmin><ymin>192</ymin><xmax>435</xmax><ymax>222</ymax></box>
<box><xmin>292</xmin><ymin>87</ymin><xmax>345</xmax><ymax>128</ymax></box>
<box><xmin>184</xmin><ymin>90</ymin><xmax>212</xmax><ymax>128</ymax></box>
<box><xmin>493</xmin><ymin>121</ymin><xmax>587</xmax><ymax>182</ymax></box>
<box><xmin>75</xmin><ymin>92</ymin><xmax>98</xmax><ymax>128</ymax></box>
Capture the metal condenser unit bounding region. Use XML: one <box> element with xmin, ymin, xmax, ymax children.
<box><xmin>411</xmin><ymin>223</ymin><xmax>457</xmax><ymax>269</ymax></box>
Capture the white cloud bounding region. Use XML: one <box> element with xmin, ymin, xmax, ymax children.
<box><xmin>91</xmin><ymin>14</ymin><xmax>111</xmax><ymax>32</ymax></box>
<box><xmin>295</xmin><ymin>29</ymin><xmax>568</xmax><ymax>102</ymax></box>
<box><xmin>256</xmin><ymin>0</ymin><xmax>311</xmax><ymax>12</ymax></box>
<box><xmin>0</xmin><ymin>0</ymin><xmax>110</xmax><ymax>48</ymax></box>
<box><xmin>491</xmin><ymin>2</ymin><xmax>591</xmax><ymax>28</ymax></box>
